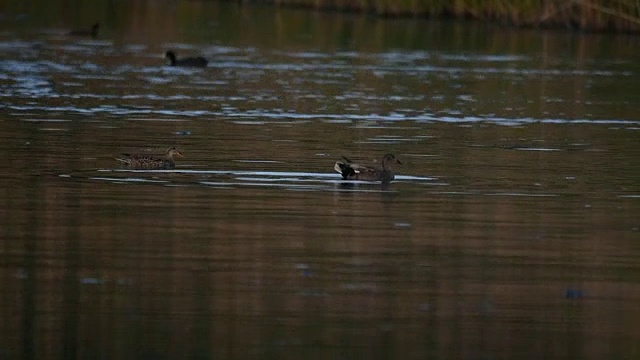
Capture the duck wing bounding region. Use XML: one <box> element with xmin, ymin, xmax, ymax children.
<box><xmin>116</xmin><ymin>153</ymin><xmax>166</xmax><ymax>168</ymax></box>
<box><xmin>334</xmin><ymin>158</ymin><xmax>380</xmax><ymax>180</ymax></box>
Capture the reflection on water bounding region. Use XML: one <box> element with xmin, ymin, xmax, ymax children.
<box><xmin>85</xmin><ymin>169</ymin><xmax>437</xmax><ymax>191</ymax></box>
<box><xmin>1</xmin><ymin>1</ymin><xmax>640</xmax><ymax>359</ymax></box>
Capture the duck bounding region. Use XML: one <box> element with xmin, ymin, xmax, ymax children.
<box><xmin>67</xmin><ymin>22</ymin><xmax>100</xmax><ymax>39</ymax></box>
<box><xmin>116</xmin><ymin>147</ymin><xmax>183</xmax><ymax>169</ymax></box>
<box><xmin>164</xmin><ymin>50</ymin><xmax>208</xmax><ymax>68</ymax></box>
<box><xmin>334</xmin><ymin>153</ymin><xmax>402</xmax><ymax>183</ymax></box>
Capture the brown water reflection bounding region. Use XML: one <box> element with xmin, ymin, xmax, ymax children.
<box><xmin>2</xmin><ymin>1</ymin><xmax>640</xmax><ymax>359</ymax></box>
<box><xmin>4</xmin><ymin>121</ymin><xmax>640</xmax><ymax>359</ymax></box>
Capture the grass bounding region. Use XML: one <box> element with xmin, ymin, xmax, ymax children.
<box><xmin>242</xmin><ymin>0</ymin><xmax>640</xmax><ymax>32</ymax></box>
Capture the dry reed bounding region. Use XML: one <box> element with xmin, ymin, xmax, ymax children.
<box><xmin>242</xmin><ymin>0</ymin><xmax>640</xmax><ymax>32</ymax></box>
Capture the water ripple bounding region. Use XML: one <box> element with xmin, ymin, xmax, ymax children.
<box><xmin>5</xmin><ymin>102</ymin><xmax>640</xmax><ymax>126</ymax></box>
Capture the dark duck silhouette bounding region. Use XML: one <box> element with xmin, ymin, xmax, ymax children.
<box><xmin>116</xmin><ymin>147</ymin><xmax>183</xmax><ymax>169</ymax></box>
<box><xmin>164</xmin><ymin>50</ymin><xmax>208</xmax><ymax>68</ymax></box>
<box><xmin>67</xmin><ymin>22</ymin><xmax>100</xmax><ymax>39</ymax></box>
<box><xmin>334</xmin><ymin>153</ymin><xmax>402</xmax><ymax>183</ymax></box>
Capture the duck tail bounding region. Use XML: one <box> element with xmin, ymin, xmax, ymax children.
<box><xmin>334</xmin><ymin>160</ymin><xmax>356</xmax><ymax>179</ymax></box>
<box><xmin>115</xmin><ymin>154</ymin><xmax>132</xmax><ymax>165</ymax></box>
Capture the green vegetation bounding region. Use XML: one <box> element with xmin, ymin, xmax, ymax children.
<box><xmin>245</xmin><ymin>0</ymin><xmax>640</xmax><ymax>32</ymax></box>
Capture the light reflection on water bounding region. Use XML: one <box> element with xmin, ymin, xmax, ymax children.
<box><xmin>82</xmin><ymin>169</ymin><xmax>439</xmax><ymax>192</ymax></box>
<box><xmin>2</xmin><ymin>35</ymin><xmax>638</xmax><ymax>124</ymax></box>
<box><xmin>1</xmin><ymin>3</ymin><xmax>640</xmax><ymax>359</ymax></box>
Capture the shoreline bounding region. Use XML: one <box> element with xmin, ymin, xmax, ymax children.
<box><xmin>237</xmin><ymin>0</ymin><xmax>640</xmax><ymax>33</ymax></box>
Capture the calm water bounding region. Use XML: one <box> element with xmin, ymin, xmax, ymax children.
<box><xmin>1</xmin><ymin>1</ymin><xmax>640</xmax><ymax>359</ymax></box>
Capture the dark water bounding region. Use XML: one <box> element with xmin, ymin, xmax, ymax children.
<box><xmin>1</xmin><ymin>1</ymin><xmax>640</xmax><ymax>359</ymax></box>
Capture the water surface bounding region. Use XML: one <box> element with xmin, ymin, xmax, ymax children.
<box><xmin>1</xmin><ymin>2</ymin><xmax>640</xmax><ymax>359</ymax></box>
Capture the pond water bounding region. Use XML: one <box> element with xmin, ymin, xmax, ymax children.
<box><xmin>1</xmin><ymin>1</ymin><xmax>640</xmax><ymax>359</ymax></box>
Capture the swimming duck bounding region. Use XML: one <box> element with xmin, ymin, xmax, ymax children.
<box><xmin>67</xmin><ymin>22</ymin><xmax>100</xmax><ymax>39</ymax></box>
<box><xmin>164</xmin><ymin>50</ymin><xmax>208</xmax><ymax>68</ymax></box>
<box><xmin>116</xmin><ymin>147</ymin><xmax>183</xmax><ymax>169</ymax></box>
<box><xmin>334</xmin><ymin>153</ymin><xmax>402</xmax><ymax>183</ymax></box>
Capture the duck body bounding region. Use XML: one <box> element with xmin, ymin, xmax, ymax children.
<box><xmin>116</xmin><ymin>147</ymin><xmax>183</xmax><ymax>169</ymax></box>
<box><xmin>334</xmin><ymin>153</ymin><xmax>401</xmax><ymax>183</ymax></box>
<box><xmin>68</xmin><ymin>22</ymin><xmax>100</xmax><ymax>38</ymax></box>
<box><xmin>164</xmin><ymin>50</ymin><xmax>208</xmax><ymax>68</ymax></box>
